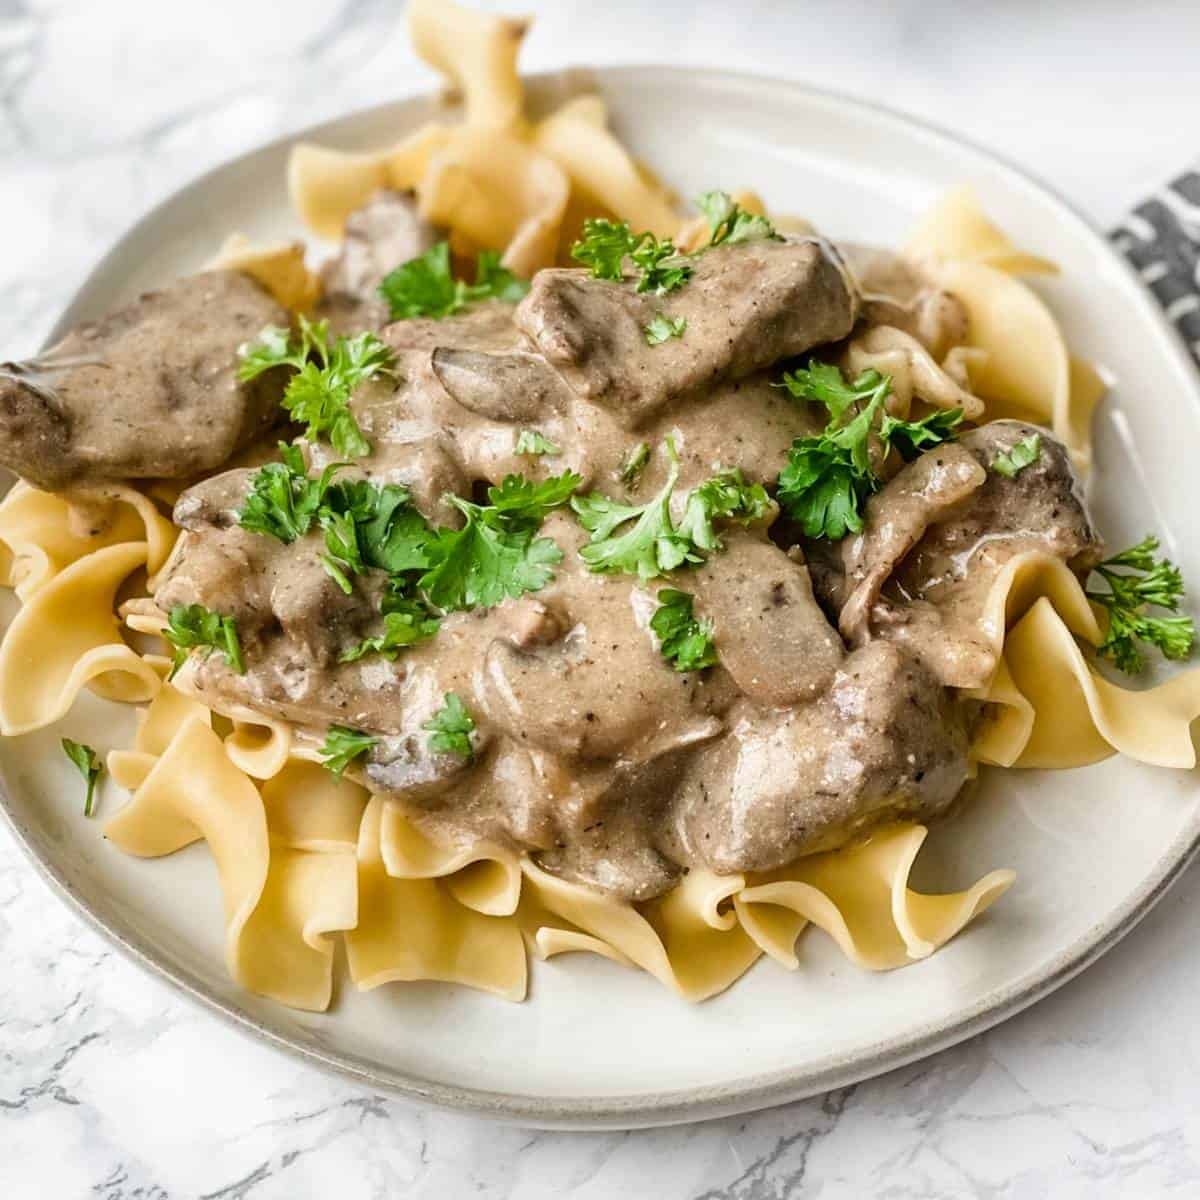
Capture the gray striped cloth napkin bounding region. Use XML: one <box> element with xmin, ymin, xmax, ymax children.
<box><xmin>1112</xmin><ymin>172</ymin><xmax>1200</xmax><ymax>366</ymax></box>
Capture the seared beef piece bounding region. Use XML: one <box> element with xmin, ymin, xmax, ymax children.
<box><xmin>0</xmin><ymin>271</ymin><xmax>287</xmax><ymax>491</ymax></box>
<box><xmin>317</xmin><ymin>190</ymin><xmax>438</xmax><ymax>331</ymax></box>
<box><xmin>666</xmin><ymin>642</ymin><xmax>970</xmax><ymax>875</ymax></box>
<box><xmin>690</xmin><ymin>532</ymin><xmax>844</xmax><ymax>708</ymax></box>
<box><xmin>515</xmin><ymin>238</ymin><xmax>858</xmax><ymax>426</ymax></box>
<box><xmin>841</xmin><ymin>421</ymin><xmax>1103</xmax><ymax>688</ymax></box>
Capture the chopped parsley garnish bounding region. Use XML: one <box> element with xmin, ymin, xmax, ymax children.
<box><xmin>163</xmin><ymin>604</ymin><xmax>245</xmax><ymax>680</ymax></box>
<box><xmin>238</xmin><ymin>443</ymin><xmax>345</xmax><ymax>542</ymax></box>
<box><xmin>318</xmin><ymin>508</ymin><xmax>365</xmax><ymax>595</ymax></box>
<box><xmin>339</xmin><ymin>602</ymin><xmax>441</xmax><ymax>662</ymax></box>
<box><xmin>61</xmin><ymin>739</ymin><xmax>102</xmax><ymax>818</ymax></box>
<box><xmin>570</xmin><ymin>219</ymin><xmax>693</xmax><ymax>295</ymax></box>
<box><xmin>677</xmin><ymin>469</ymin><xmax>774</xmax><ymax>553</ymax></box>
<box><xmin>776</xmin><ymin>363</ymin><xmax>963</xmax><ymax>540</ymax></box>
<box><xmin>515</xmin><ymin>429</ymin><xmax>560</xmax><ymax>457</ymax></box>
<box><xmin>650</xmin><ymin>589</ymin><xmax>718</xmax><ymax>672</ymax></box>
<box><xmin>880</xmin><ymin>408</ymin><xmax>966</xmax><ymax>463</ymax></box>
<box><xmin>1086</xmin><ymin>536</ymin><xmax>1196</xmax><ymax>675</ymax></box>
<box><xmin>423</xmin><ymin>692</ymin><xmax>476</xmax><ymax>759</ymax></box>
<box><xmin>378</xmin><ymin>243</ymin><xmax>529</xmax><ymax>321</ymax></box>
<box><xmin>695</xmin><ymin>190</ymin><xmax>780</xmax><ymax>247</ymax></box>
<box><xmin>238</xmin><ymin>316</ymin><xmax>388</xmax><ymax>457</ymax></box>
<box><xmin>776</xmin><ymin>366</ymin><xmax>892</xmax><ymax>540</ymax></box>
<box><xmin>618</xmin><ymin>442</ymin><xmax>651</xmax><ymax>486</ymax></box>
<box><xmin>419</xmin><ymin>472</ymin><xmax>581</xmax><ymax>612</ymax></box>
<box><xmin>991</xmin><ymin>433</ymin><xmax>1042</xmax><ymax>478</ymax></box>
<box><xmin>644</xmin><ymin>313</ymin><xmax>687</xmax><ymax>346</ymax></box>
<box><xmin>319</xmin><ymin>725</ymin><xmax>378</xmax><ymax>777</ymax></box>
<box><xmin>574</xmin><ymin>441</ymin><xmax>770</xmax><ymax>579</ymax></box>
<box><xmin>572</xmin><ymin>439</ymin><xmax>698</xmax><ymax>579</ymax></box>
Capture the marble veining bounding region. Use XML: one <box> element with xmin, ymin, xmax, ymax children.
<box><xmin>3</xmin><ymin>1</ymin><xmax>1200</xmax><ymax>1195</ymax></box>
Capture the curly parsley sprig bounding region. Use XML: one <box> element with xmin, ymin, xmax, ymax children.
<box><xmin>378</xmin><ymin>243</ymin><xmax>529</xmax><ymax>320</ymax></box>
<box><xmin>650</xmin><ymin>589</ymin><xmax>717</xmax><ymax>672</ymax></box>
<box><xmin>163</xmin><ymin>603</ymin><xmax>245</xmax><ymax>681</ymax></box>
<box><xmin>238</xmin><ymin>316</ymin><xmax>389</xmax><ymax>457</ymax></box>
<box><xmin>695</xmin><ymin>191</ymin><xmax>780</xmax><ymax>247</ymax></box>
<box><xmin>1087</xmin><ymin>536</ymin><xmax>1196</xmax><ymax>675</ymax></box>
<box><xmin>776</xmin><ymin>363</ymin><xmax>964</xmax><ymax>540</ymax></box>
<box><xmin>570</xmin><ymin>219</ymin><xmax>693</xmax><ymax>295</ymax></box>
<box><xmin>572</xmin><ymin>440</ymin><xmax>773</xmax><ymax>579</ymax></box>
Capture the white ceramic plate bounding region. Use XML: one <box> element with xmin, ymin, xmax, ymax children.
<box><xmin>4</xmin><ymin>68</ymin><xmax>1200</xmax><ymax>1130</ymax></box>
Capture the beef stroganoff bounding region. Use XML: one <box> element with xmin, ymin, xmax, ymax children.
<box><xmin>3</xmin><ymin>0</ymin><xmax>1199</xmax><ymax>1012</ymax></box>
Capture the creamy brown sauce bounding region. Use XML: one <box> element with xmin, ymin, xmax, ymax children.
<box><xmin>2</xmin><ymin>191</ymin><xmax>1102</xmax><ymax>901</ymax></box>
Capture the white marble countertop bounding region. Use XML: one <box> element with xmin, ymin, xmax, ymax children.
<box><xmin>4</xmin><ymin>1</ymin><xmax>1200</xmax><ymax>1195</ymax></box>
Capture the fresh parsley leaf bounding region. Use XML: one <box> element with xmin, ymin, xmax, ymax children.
<box><xmin>650</xmin><ymin>589</ymin><xmax>717</xmax><ymax>672</ymax></box>
<box><xmin>696</xmin><ymin>190</ymin><xmax>780</xmax><ymax>246</ymax></box>
<box><xmin>318</xmin><ymin>508</ymin><xmax>364</xmax><ymax>595</ymax></box>
<box><xmin>677</xmin><ymin>469</ymin><xmax>774</xmax><ymax>553</ymax></box>
<box><xmin>570</xmin><ymin>219</ymin><xmax>693</xmax><ymax>295</ymax></box>
<box><xmin>339</xmin><ymin>602</ymin><xmax>440</xmax><ymax>662</ymax></box>
<box><xmin>879</xmin><ymin>407</ymin><xmax>965</xmax><ymax>462</ymax></box>
<box><xmin>470</xmin><ymin>250</ymin><xmax>530</xmax><ymax>305</ymax></box>
<box><xmin>644</xmin><ymin>313</ymin><xmax>687</xmax><ymax>346</ymax></box>
<box><xmin>776</xmin><ymin>366</ymin><xmax>893</xmax><ymax>540</ymax></box>
<box><xmin>163</xmin><ymin>604</ymin><xmax>245</xmax><ymax>680</ymax></box>
<box><xmin>237</xmin><ymin>325</ymin><xmax>306</xmax><ymax>380</ymax></box>
<box><xmin>618</xmin><ymin>442</ymin><xmax>650</xmax><ymax>486</ymax></box>
<box><xmin>61</xmin><ymin>738</ymin><xmax>102</xmax><ymax>817</ymax></box>
<box><xmin>353</xmin><ymin>484</ymin><xmax>435</xmax><ymax>575</ymax></box>
<box><xmin>238</xmin><ymin>315</ymin><xmax>387</xmax><ymax>457</ymax></box>
<box><xmin>1086</xmin><ymin>535</ymin><xmax>1196</xmax><ymax>674</ymax></box>
<box><xmin>572</xmin><ymin>439</ymin><xmax>698</xmax><ymax>579</ymax></box>
<box><xmin>631</xmin><ymin>236</ymin><xmax>693</xmax><ymax>295</ymax></box>
<box><xmin>515</xmin><ymin>429</ymin><xmax>560</xmax><ymax>457</ymax></box>
<box><xmin>423</xmin><ymin>692</ymin><xmax>476</xmax><ymax>759</ymax></box>
<box><xmin>485</xmin><ymin>472</ymin><xmax>582</xmax><ymax>525</ymax></box>
<box><xmin>418</xmin><ymin>472</ymin><xmax>580</xmax><ymax>611</ymax></box>
<box><xmin>378</xmin><ymin>242</ymin><xmax>530</xmax><ymax>320</ymax></box>
<box><xmin>991</xmin><ymin>433</ymin><xmax>1042</xmax><ymax>478</ymax></box>
<box><xmin>319</xmin><ymin>725</ymin><xmax>378</xmax><ymax>777</ymax></box>
<box><xmin>778</xmin><ymin>361</ymin><xmax>887</xmax><ymax>422</ymax></box>
<box><xmin>238</xmin><ymin>444</ymin><xmax>345</xmax><ymax>543</ymax></box>
<box><xmin>378</xmin><ymin>241</ymin><xmax>459</xmax><ymax>318</ymax></box>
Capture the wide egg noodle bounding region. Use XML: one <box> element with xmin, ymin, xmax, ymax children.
<box><xmin>418</xmin><ymin>126</ymin><xmax>569</xmax><ymax>276</ymax></box>
<box><xmin>533</xmin><ymin>94</ymin><xmax>679</xmax><ymax>237</ymax></box>
<box><xmin>0</xmin><ymin>481</ymin><xmax>176</xmax><ymax>600</ymax></box>
<box><xmin>106</xmin><ymin>719</ymin><xmax>359</xmax><ymax>1012</ymax></box>
<box><xmin>518</xmin><ymin>859</ymin><xmax>761</xmax><ymax>1002</ymax></box>
<box><xmin>344</xmin><ymin>795</ymin><xmax>528</xmax><ymax>1001</ymax></box>
<box><xmin>242</xmin><ymin>761</ymin><xmax>361</xmax><ymax>1012</ymax></box>
<box><xmin>106</xmin><ymin>656</ymin><xmax>212</xmax><ymax>791</ymax></box>
<box><xmin>288</xmin><ymin>124</ymin><xmax>452</xmax><ymax>242</ymax></box>
<box><xmin>289</xmin><ymin>0</ymin><xmax>680</xmax><ymax>268</ymax></box>
<box><xmin>905</xmin><ymin>185</ymin><xmax>1059</xmax><ymax>276</ymax></box>
<box><xmin>407</xmin><ymin>0</ymin><xmax>529</xmax><ymax>131</ymax></box>
<box><xmin>0</xmin><ymin>542</ymin><xmax>160</xmax><ymax>735</ymax></box>
<box><xmin>734</xmin><ymin>824</ymin><xmax>1015</xmax><ymax>970</ymax></box>
<box><xmin>975</xmin><ymin>596</ymin><xmax>1200</xmax><ymax>770</ymax></box>
<box><xmin>206</xmin><ymin>233</ymin><xmax>322</xmax><ymax>312</ymax></box>
<box><xmin>379</xmin><ymin>800</ymin><xmax>521</xmax><ymax>917</ymax></box>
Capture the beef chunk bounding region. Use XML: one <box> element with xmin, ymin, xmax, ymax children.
<box><xmin>515</xmin><ymin>238</ymin><xmax>858</xmax><ymax>426</ymax></box>
<box><xmin>0</xmin><ymin>271</ymin><xmax>286</xmax><ymax>491</ymax></box>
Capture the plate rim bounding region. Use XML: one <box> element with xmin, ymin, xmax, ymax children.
<box><xmin>5</xmin><ymin>63</ymin><xmax>1200</xmax><ymax>1130</ymax></box>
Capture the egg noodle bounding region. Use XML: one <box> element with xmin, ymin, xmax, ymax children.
<box><xmin>2</xmin><ymin>0</ymin><xmax>1198</xmax><ymax>1012</ymax></box>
